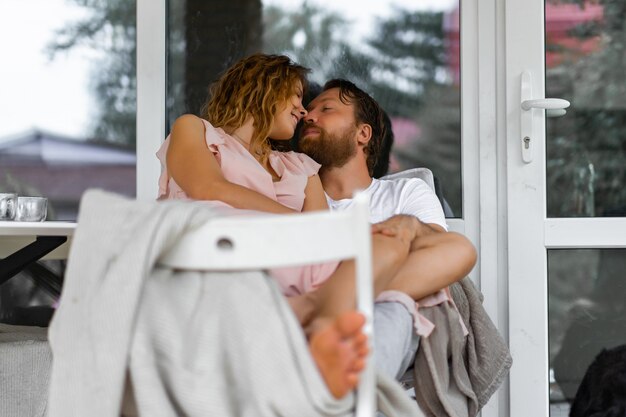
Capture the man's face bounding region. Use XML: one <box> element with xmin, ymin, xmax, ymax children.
<box><xmin>298</xmin><ymin>88</ymin><xmax>358</xmax><ymax>168</ymax></box>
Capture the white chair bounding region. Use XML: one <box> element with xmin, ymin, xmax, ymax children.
<box><xmin>383</xmin><ymin>167</ymin><xmax>454</xmax><ymax>217</ymax></box>
<box><xmin>382</xmin><ymin>167</ymin><xmax>435</xmax><ymax>191</ymax></box>
<box><xmin>159</xmin><ymin>191</ymin><xmax>375</xmax><ymax>417</ymax></box>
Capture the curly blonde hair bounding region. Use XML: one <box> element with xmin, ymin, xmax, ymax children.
<box><xmin>203</xmin><ymin>54</ymin><xmax>309</xmax><ymax>163</ymax></box>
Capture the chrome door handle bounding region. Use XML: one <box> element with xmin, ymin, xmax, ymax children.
<box><xmin>520</xmin><ymin>71</ymin><xmax>570</xmax><ymax>163</ymax></box>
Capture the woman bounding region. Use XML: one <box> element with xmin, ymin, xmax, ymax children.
<box><xmin>157</xmin><ymin>54</ymin><xmax>468</xmax><ymax>399</ymax></box>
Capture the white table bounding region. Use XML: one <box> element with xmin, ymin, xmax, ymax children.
<box><xmin>0</xmin><ymin>221</ymin><xmax>76</xmax><ymax>289</ymax></box>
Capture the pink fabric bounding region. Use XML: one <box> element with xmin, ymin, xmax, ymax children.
<box><xmin>156</xmin><ymin>119</ymin><xmax>321</xmax><ymax>212</ymax></box>
<box><xmin>156</xmin><ymin>119</ymin><xmax>465</xmax><ymax>338</ymax></box>
<box><xmin>377</xmin><ymin>288</ymin><xmax>469</xmax><ymax>337</ymax></box>
<box><xmin>156</xmin><ymin>119</ymin><xmax>338</xmax><ymax>294</ymax></box>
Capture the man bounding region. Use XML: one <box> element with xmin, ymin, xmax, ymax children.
<box><xmin>297</xmin><ymin>79</ymin><xmax>474</xmax><ymax>381</ymax></box>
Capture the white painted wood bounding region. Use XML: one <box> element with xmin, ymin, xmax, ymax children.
<box><xmin>473</xmin><ymin>0</ymin><xmax>508</xmax><ymax>415</ymax></box>
<box><xmin>461</xmin><ymin>0</ymin><xmax>481</xmax><ymax>290</ymax></box>
<box><xmin>159</xmin><ymin>192</ymin><xmax>376</xmax><ymax>416</ymax></box>
<box><xmin>136</xmin><ymin>0</ymin><xmax>166</xmax><ymax>202</ymax></box>
<box><xmin>352</xmin><ymin>192</ymin><xmax>375</xmax><ymax>417</ymax></box>
<box><xmin>494</xmin><ymin>1</ymin><xmax>511</xmax><ymax>416</ymax></box>
<box><xmin>545</xmin><ymin>218</ymin><xmax>626</xmax><ymax>248</ymax></box>
<box><xmin>505</xmin><ymin>1</ymin><xmax>626</xmax><ymax>416</ymax></box>
<box><xmin>161</xmin><ymin>211</ymin><xmax>365</xmax><ymax>269</ymax></box>
<box><xmin>505</xmin><ymin>1</ymin><xmax>549</xmax><ymax>417</ymax></box>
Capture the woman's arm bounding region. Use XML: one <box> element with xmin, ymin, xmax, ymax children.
<box><xmin>301</xmin><ymin>174</ymin><xmax>329</xmax><ymax>212</ymax></box>
<box><xmin>167</xmin><ymin>114</ymin><xmax>296</xmax><ymax>214</ymax></box>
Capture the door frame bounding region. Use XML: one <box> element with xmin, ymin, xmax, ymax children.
<box><xmin>135</xmin><ymin>1</ymin><xmax>512</xmax><ymax>416</ymax></box>
<box><xmin>504</xmin><ymin>1</ymin><xmax>626</xmax><ymax>416</ymax></box>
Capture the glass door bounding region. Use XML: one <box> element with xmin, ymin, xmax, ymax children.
<box><xmin>505</xmin><ymin>1</ymin><xmax>626</xmax><ymax>416</ymax></box>
<box><xmin>162</xmin><ymin>0</ymin><xmax>464</xmax><ymax>217</ymax></box>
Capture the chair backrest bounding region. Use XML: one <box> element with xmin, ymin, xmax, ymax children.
<box><xmin>382</xmin><ymin>167</ymin><xmax>454</xmax><ymax>217</ymax></box>
<box><xmin>382</xmin><ymin>167</ymin><xmax>435</xmax><ymax>191</ymax></box>
<box><xmin>158</xmin><ymin>191</ymin><xmax>376</xmax><ymax>417</ymax></box>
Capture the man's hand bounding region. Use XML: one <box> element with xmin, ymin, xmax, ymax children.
<box><xmin>372</xmin><ymin>215</ymin><xmax>444</xmax><ymax>250</ymax></box>
<box><xmin>371</xmin><ymin>215</ymin><xmax>420</xmax><ymax>247</ymax></box>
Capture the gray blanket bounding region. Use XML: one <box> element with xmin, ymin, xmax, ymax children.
<box><xmin>412</xmin><ymin>279</ymin><xmax>512</xmax><ymax>417</ymax></box>
<box><xmin>47</xmin><ymin>190</ymin><xmax>419</xmax><ymax>417</ymax></box>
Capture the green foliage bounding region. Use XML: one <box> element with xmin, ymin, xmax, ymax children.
<box><xmin>545</xmin><ymin>0</ymin><xmax>626</xmax><ymax>216</ymax></box>
<box><xmin>50</xmin><ymin>2</ymin><xmax>462</xmax><ymax>212</ymax></box>
<box><xmin>263</xmin><ymin>6</ymin><xmax>451</xmax><ymax>117</ymax></box>
<box><xmin>262</xmin><ymin>5</ymin><xmax>462</xmax><ymax>213</ymax></box>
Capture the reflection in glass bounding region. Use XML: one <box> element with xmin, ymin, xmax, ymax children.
<box><xmin>548</xmin><ymin>249</ymin><xmax>626</xmax><ymax>416</ymax></box>
<box><xmin>0</xmin><ymin>0</ymin><xmax>137</xmax><ymax>326</ymax></box>
<box><xmin>545</xmin><ymin>2</ymin><xmax>626</xmax><ymax>218</ymax></box>
<box><xmin>0</xmin><ymin>0</ymin><xmax>137</xmax><ymax>221</ymax></box>
<box><xmin>166</xmin><ymin>0</ymin><xmax>461</xmax><ymax>216</ymax></box>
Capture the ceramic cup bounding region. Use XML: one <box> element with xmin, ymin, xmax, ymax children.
<box><xmin>15</xmin><ymin>196</ymin><xmax>48</xmax><ymax>222</ymax></box>
<box><xmin>0</xmin><ymin>193</ymin><xmax>17</xmax><ymax>220</ymax></box>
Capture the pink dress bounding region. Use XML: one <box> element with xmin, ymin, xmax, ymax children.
<box><xmin>156</xmin><ymin>119</ymin><xmax>339</xmax><ymax>296</ymax></box>
<box><xmin>156</xmin><ymin>118</ymin><xmax>468</xmax><ymax>338</ymax></box>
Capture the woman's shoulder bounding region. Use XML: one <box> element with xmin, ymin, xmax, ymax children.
<box><xmin>273</xmin><ymin>151</ymin><xmax>321</xmax><ymax>177</ymax></box>
<box><xmin>171</xmin><ymin>113</ymin><xmax>205</xmax><ymax>130</ymax></box>
<box><xmin>171</xmin><ymin>114</ymin><xmax>226</xmax><ymax>147</ymax></box>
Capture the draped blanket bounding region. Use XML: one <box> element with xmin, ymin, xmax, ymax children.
<box><xmin>47</xmin><ymin>190</ymin><xmax>418</xmax><ymax>417</ymax></box>
<box><xmin>412</xmin><ymin>278</ymin><xmax>512</xmax><ymax>417</ymax></box>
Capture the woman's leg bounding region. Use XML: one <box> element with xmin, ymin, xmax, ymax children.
<box><xmin>292</xmin><ymin>234</ymin><xmax>409</xmax><ymax>399</ymax></box>
<box><xmin>308</xmin><ymin>234</ymin><xmax>410</xmax><ymax>323</ymax></box>
<box><xmin>308</xmin><ymin>311</ymin><xmax>369</xmax><ymax>399</ymax></box>
<box><xmin>384</xmin><ymin>231</ymin><xmax>476</xmax><ymax>300</ymax></box>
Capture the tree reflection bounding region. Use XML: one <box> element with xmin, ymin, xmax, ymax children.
<box><xmin>546</xmin><ymin>0</ymin><xmax>626</xmax><ymax>217</ymax></box>
<box><xmin>47</xmin><ymin>1</ymin><xmax>462</xmax><ymax>212</ymax></box>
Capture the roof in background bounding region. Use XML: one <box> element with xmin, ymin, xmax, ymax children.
<box><xmin>0</xmin><ymin>128</ymin><xmax>136</xmax><ymax>166</ymax></box>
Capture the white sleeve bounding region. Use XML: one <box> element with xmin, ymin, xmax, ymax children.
<box><xmin>398</xmin><ymin>179</ymin><xmax>448</xmax><ymax>231</ymax></box>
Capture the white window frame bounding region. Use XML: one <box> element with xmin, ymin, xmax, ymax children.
<box><xmin>504</xmin><ymin>1</ymin><xmax>626</xmax><ymax>416</ymax></box>
<box><xmin>135</xmin><ymin>1</ymin><xmax>513</xmax><ymax>415</ymax></box>
<box><xmin>136</xmin><ymin>0</ymin><xmax>166</xmax><ymax>202</ymax></box>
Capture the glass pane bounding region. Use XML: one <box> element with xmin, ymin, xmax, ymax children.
<box><xmin>548</xmin><ymin>249</ymin><xmax>626</xmax><ymax>416</ymax></box>
<box><xmin>545</xmin><ymin>1</ymin><xmax>626</xmax><ymax>218</ymax></box>
<box><xmin>0</xmin><ymin>0</ymin><xmax>137</xmax><ymax>221</ymax></box>
<box><xmin>0</xmin><ymin>0</ymin><xmax>136</xmax><ymax>326</ymax></box>
<box><xmin>166</xmin><ymin>0</ymin><xmax>462</xmax><ymax>217</ymax></box>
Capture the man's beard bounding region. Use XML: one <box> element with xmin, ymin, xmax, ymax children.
<box><xmin>298</xmin><ymin>124</ymin><xmax>357</xmax><ymax>169</ymax></box>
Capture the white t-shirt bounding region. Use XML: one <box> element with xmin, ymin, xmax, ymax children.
<box><xmin>326</xmin><ymin>178</ymin><xmax>448</xmax><ymax>231</ymax></box>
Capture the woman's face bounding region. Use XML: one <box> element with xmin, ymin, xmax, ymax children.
<box><xmin>269</xmin><ymin>80</ymin><xmax>307</xmax><ymax>140</ymax></box>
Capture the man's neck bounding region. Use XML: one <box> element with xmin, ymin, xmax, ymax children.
<box><xmin>320</xmin><ymin>157</ymin><xmax>373</xmax><ymax>201</ymax></box>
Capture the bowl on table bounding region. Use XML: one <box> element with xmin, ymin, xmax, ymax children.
<box><xmin>0</xmin><ymin>193</ymin><xmax>17</xmax><ymax>220</ymax></box>
<box><xmin>15</xmin><ymin>197</ymin><xmax>48</xmax><ymax>222</ymax></box>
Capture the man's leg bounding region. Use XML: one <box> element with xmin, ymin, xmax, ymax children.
<box><xmin>373</xmin><ymin>302</ymin><xmax>420</xmax><ymax>380</ymax></box>
<box><xmin>374</xmin><ymin>302</ymin><xmax>426</xmax><ymax>417</ymax></box>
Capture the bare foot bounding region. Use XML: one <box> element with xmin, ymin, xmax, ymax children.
<box><xmin>287</xmin><ymin>292</ymin><xmax>318</xmax><ymax>326</ymax></box>
<box><xmin>308</xmin><ymin>312</ymin><xmax>369</xmax><ymax>399</ymax></box>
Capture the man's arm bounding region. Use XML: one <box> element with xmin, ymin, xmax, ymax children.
<box><xmin>302</xmin><ymin>174</ymin><xmax>329</xmax><ymax>212</ymax></box>
<box><xmin>371</xmin><ymin>214</ymin><xmax>444</xmax><ymax>247</ymax></box>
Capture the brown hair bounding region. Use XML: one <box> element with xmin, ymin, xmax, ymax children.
<box><xmin>322</xmin><ymin>79</ymin><xmax>387</xmax><ymax>176</ymax></box>
<box><xmin>203</xmin><ymin>54</ymin><xmax>309</xmax><ymax>163</ymax></box>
